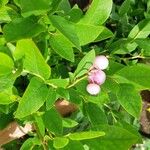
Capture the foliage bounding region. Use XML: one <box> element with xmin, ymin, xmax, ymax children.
<box><xmin>0</xmin><ymin>0</ymin><xmax>150</xmax><ymax>149</ymax></box>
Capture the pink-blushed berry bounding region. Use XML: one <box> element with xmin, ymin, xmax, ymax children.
<box><xmin>93</xmin><ymin>55</ymin><xmax>109</xmax><ymax>70</ymax></box>
<box><xmin>86</xmin><ymin>83</ymin><xmax>101</xmax><ymax>95</ymax></box>
<box><xmin>88</xmin><ymin>69</ymin><xmax>106</xmax><ymax>85</ymax></box>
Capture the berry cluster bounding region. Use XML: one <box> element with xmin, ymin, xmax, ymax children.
<box><xmin>86</xmin><ymin>55</ymin><xmax>109</xmax><ymax>95</ymax></box>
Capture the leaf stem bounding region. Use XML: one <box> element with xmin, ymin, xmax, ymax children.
<box><xmin>67</xmin><ymin>74</ymin><xmax>87</xmax><ymax>88</ymax></box>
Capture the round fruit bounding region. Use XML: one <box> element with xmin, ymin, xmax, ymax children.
<box><xmin>93</xmin><ymin>55</ymin><xmax>109</xmax><ymax>70</ymax></box>
<box><xmin>86</xmin><ymin>83</ymin><xmax>100</xmax><ymax>95</ymax></box>
<box><xmin>88</xmin><ymin>69</ymin><xmax>106</xmax><ymax>85</ymax></box>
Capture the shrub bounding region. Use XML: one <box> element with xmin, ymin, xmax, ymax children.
<box><xmin>0</xmin><ymin>0</ymin><xmax>150</xmax><ymax>149</ymax></box>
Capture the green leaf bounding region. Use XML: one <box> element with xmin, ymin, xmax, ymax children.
<box><xmin>116</xmin><ymin>64</ymin><xmax>150</xmax><ymax>89</ymax></box>
<box><xmin>50</xmin><ymin>0</ymin><xmax>64</xmax><ymax>13</ymax></box>
<box><xmin>106</xmin><ymin>60</ymin><xmax>125</xmax><ymax>75</ymax></box>
<box><xmin>115</xmin><ymin>121</ymin><xmax>142</xmax><ymax>143</ymax></box>
<box><xmin>76</xmin><ymin>80</ymin><xmax>109</xmax><ymax>105</ymax></box>
<box><xmin>69</xmin><ymin>88</ymin><xmax>82</xmax><ymax>104</ymax></box>
<box><xmin>47</xmin><ymin>78</ymin><xmax>69</xmax><ymax>88</ymax></box>
<box><xmin>43</xmin><ymin>108</ymin><xmax>63</xmax><ymax>135</ymax></box>
<box><xmin>0</xmin><ymin>52</ymin><xmax>14</xmax><ymax>76</ymax></box>
<box><xmin>0</xmin><ymin>0</ymin><xmax>9</xmax><ymax>7</ymax></box>
<box><xmin>3</xmin><ymin>16</ymin><xmax>46</xmax><ymax>42</ymax></box>
<box><xmin>46</xmin><ymin>88</ymin><xmax>57</xmax><ymax>110</ymax></box>
<box><xmin>63</xmin><ymin>141</ymin><xmax>84</xmax><ymax>150</ymax></box>
<box><xmin>18</xmin><ymin>0</ymin><xmax>51</xmax><ymax>17</ymax></box>
<box><xmin>135</xmin><ymin>38</ymin><xmax>150</xmax><ymax>56</ymax></box>
<box><xmin>56</xmin><ymin>88</ymin><xmax>69</xmax><ymax>100</ymax></box>
<box><xmin>117</xmin><ymin>84</ymin><xmax>142</xmax><ymax>118</ymax></box>
<box><xmin>53</xmin><ymin>137</ymin><xmax>69</xmax><ymax>149</ymax></box>
<box><xmin>0</xmin><ymin>37</ymin><xmax>6</xmax><ymax>45</ymax></box>
<box><xmin>63</xmin><ymin>118</ymin><xmax>78</xmax><ymax>128</ymax></box>
<box><xmin>0</xmin><ymin>73</ymin><xmax>16</xmax><ymax>92</ymax></box>
<box><xmin>75</xmin><ymin>24</ymin><xmax>104</xmax><ymax>46</ymax></box>
<box><xmin>103</xmin><ymin>78</ymin><xmax>119</xmax><ymax>94</ymax></box>
<box><xmin>119</xmin><ymin>0</ymin><xmax>131</xmax><ymax>16</ymax></box>
<box><xmin>20</xmin><ymin>137</ymin><xmax>41</xmax><ymax>150</ymax></box>
<box><xmin>68</xmin><ymin>5</ymin><xmax>83</xmax><ymax>23</ymax></box>
<box><xmin>15</xmin><ymin>39</ymin><xmax>51</xmax><ymax>79</ymax></box>
<box><xmin>94</xmin><ymin>27</ymin><xmax>113</xmax><ymax>42</ymax></box>
<box><xmin>79</xmin><ymin>0</ymin><xmax>112</xmax><ymax>25</ymax></box>
<box><xmin>49</xmin><ymin>15</ymin><xmax>80</xmax><ymax>49</ymax></box>
<box><xmin>0</xmin><ymin>89</ymin><xmax>15</xmax><ymax>104</ymax></box>
<box><xmin>85</xmin><ymin>103</ymin><xmax>108</xmax><ymax>126</ymax></box>
<box><xmin>68</xmin><ymin>131</ymin><xmax>105</xmax><ymax>140</ymax></box>
<box><xmin>83</xmin><ymin>125</ymin><xmax>140</xmax><ymax>150</ymax></box>
<box><xmin>110</xmin><ymin>38</ymin><xmax>137</xmax><ymax>54</ymax></box>
<box><xmin>74</xmin><ymin>50</ymin><xmax>95</xmax><ymax>78</ymax></box>
<box><xmin>34</xmin><ymin>114</ymin><xmax>45</xmax><ymax>137</ymax></box>
<box><xmin>128</xmin><ymin>19</ymin><xmax>150</xmax><ymax>39</ymax></box>
<box><xmin>49</xmin><ymin>33</ymin><xmax>74</xmax><ymax>62</ymax></box>
<box><xmin>0</xmin><ymin>113</ymin><xmax>13</xmax><ymax>130</ymax></box>
<box><xmin>15</xmin><ymin>77</ymin><xmax>49</xmax><ymax>118</ymax></box>
<box><xmin>0</xmin><ymin>6</ymin><xmax>18</xmax><ymax>23</ymax></box>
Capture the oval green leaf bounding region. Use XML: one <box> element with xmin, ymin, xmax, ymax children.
<box><xmin>53</xmin><ymin>137</ymin><xmax>69</xmax><ymax>149</ymax></box>
<box><xmin>68</xmin><ymin>131</ymin><xmax>105</xmax><ymax>140</ymax></box>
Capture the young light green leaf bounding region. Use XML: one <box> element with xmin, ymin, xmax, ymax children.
<box><xmin>0</xmin><ymin>89</ymin><xmax>15</xmax><ymax>104</ymax></box>
<box><xmin>3</xmin><ymin>16</ymin><xmax>46</xmax><ymax>42</ymax></box>
<box><xmin>75</xmin><ymin>24</ymin><xmax>104</xmax><ymax>45</ymax></box>
<box><xmin>63</xmin><ymin>118</ymin><xmax>78</xmax><ymax>128</ymax></box>
<box><xmin>0</xmin><ymin>52</ymin><xmax>14</xmax><ymax>76</ymax></box>
<box><xmin>0</xmin><ymin>73</ymin><xmax>17</xmax><ymax>92</ymax></box>
<box><xmin>128</xmin><ymin>19</ymin><xmax>150</xmax><ymax>39</ymax></box>
<box><xmin>0</xmin><ymin>6</ymin><xmax>18</xmax><ymax>23</ymax></box>
<box><xmin>53</xmin><ymin>137</ymin><xmax>69</xmax><ymax>149</ymax></box>
<box><xmin>74</xmin><ymin>50</ymin><xmax>95</xmax><ymax>78</ymax></box>
<box><xmin>79</xmin><ymin>0</ymin><xmax>112</xmax><ymax>25</ymax></box>
<box><xmin>117</xmin><ymin>84</ymin><xmax>142</xmax><ymax>118</ymax></box>
<box><xmin>15</xmin><ymin>77</ymin><xmax>49</xmax><ymax>118</ymax></box>
<box><xmin>68</xmin><ymin>131</ymin><xmax>105</xmax><ymax>140</ymax></box>
<box><xmin>43</xmin><ymin>108</ymin><xmax>63</xmax><ymax>135</ymax></box>
<box><xmin>15</xmin><ymin>39</ymin><xmax>51</xmax><ymax>79</ymax></box>
<box><xmin>49</xmin><ymin>15</ymin><xmax>80</xmax><ymax>49</ymax></box>
<box><xmin>49</xmin><ymin>33</ymin><xmax>74</xmax><ymax>62</ymax></box>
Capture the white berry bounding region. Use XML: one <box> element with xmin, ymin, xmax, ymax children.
<box><xmin>86</xmin><ymin>83</ymin><xmax>100</xmax><ymax>95</ymax></box>
<box><xmin>93</xmin><ymin>55</ymin><xmax>109</xmax><ymax>70</ymax></box>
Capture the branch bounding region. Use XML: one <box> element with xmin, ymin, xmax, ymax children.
<box><xmin>0</xmin><ymin>100</ymin><xmax>77</xmax><ymax>147</ymax></box>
